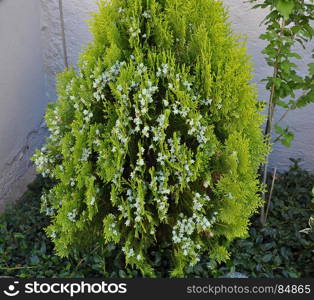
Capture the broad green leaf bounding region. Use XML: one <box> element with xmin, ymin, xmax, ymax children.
<box><xmin>275</xmin><ymin>0</ymin><xmax>295</xmax><ymax>19</ymax></box>
<box><xmin>262</xmin><ymin>254</ymin><xmax>272</xmax><ymax>263</ymax></box>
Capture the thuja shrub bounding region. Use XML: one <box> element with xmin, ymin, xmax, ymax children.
<box><xmin>33</xmin><ymin>0</ymin><xmax>268</xmax><ymax>277</ymax></box>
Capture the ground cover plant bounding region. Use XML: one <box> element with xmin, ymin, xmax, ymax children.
<box><xmin>1</xmin><ymin>161</ymin><xmax>313</xmax><ymax>278</ymax></box>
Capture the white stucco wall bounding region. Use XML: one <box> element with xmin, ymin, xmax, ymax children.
<box><xmin>224</xmin><ymin>0</ymin><xmax>314</xmax><ymax>172</ymax></box>
<box><xmin>0</xmin><ymin>0</ymin><xmax>313</xmax><ymax>210</ymax></box>
<box><xmin>0</xmin><ymin>0</ymin><xmax>48</xmax><ymax>211</ymax></box>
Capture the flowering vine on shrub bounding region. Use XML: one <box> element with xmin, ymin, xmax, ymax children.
<box><xmin>33</xmin><ymin>0</ymin><xmax>268</xmax><ymax>277</ymax></box>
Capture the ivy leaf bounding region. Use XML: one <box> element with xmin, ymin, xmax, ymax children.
<box><xmin>262</xmin><ymin>253</ymin><xmax>273</xmax><ymax>263</ymax></box>
<box><xmin>275</xmin><ymin>0</ymin><xmax>295</xmax><ymax>19</ymax></box>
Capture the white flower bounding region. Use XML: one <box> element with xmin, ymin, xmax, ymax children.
<box><xmin>142</xmin><ymin>10</ymin><xmax>151</xmax><ymax>19</ymax></box>
<box><xmin>128</xmin><ymin>248</ymin><xmax>134</xmax><ymax>257</ymax></box>
<box><xmin>46</xmin><ymin>207</ymin><xmax>54</xmax><ymax>216</ymax></box>
<box><xmin>136</xmin><ymin>254</ymin><xmax>142</xmax><ymax>260</ymax></box>
<box><xmin>136</xmin><ymin>63</ymin><xmax>147</xmax><ymax>75</ymax></box>
<box><xmin>162</xmin><ymin>63</ymin><xmax>169</xmax><ymax>75</ymax></box>
<box><xmin>203</xmin><ymin>181</ymin><xmax>210</xmax><ymax>188</ymax></box>
<box><xmin>135</xmin><ymin>215</ymin><xmax>142</xmax><ymax>222</ymax></box>
<box><xmin>200</xmin><ymin>98</ymin><xmax>212</xmax><ymax>106</ymax></box>
<box><xmin>157</xmin><ymin>153</ymin><xmax>167</xmax><ymax>165</ymax></box>
<box><xmin>67</xmin><ymin>209</ymin><xmax>78</xmax><ymax>222</ymax></box>
<box><xmin>157</xmin><ymin>114</ymin><xmax>166</xmax><ymax>126</ymax></box>
<box><xmin>137</xmin><ymin>158</ymin><xmax>144</xmax><ymax>166</ymax></box>
<box><xmin>183</xmin><ymin>80</ymin><xmax>192</xmax><ymax>91</ymax></box>
<box><xmin>142</xmin><ymin>126</ymin><xmax>150</xmax><ymax>137</ymax></box>
<box><xmin>81</xmin><ymin>148</ymin><xmax>91</xmax><ymax>161</ymax></box>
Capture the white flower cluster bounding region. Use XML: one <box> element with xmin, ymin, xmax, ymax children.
<box><xmin>112</xmin><ymin>167</ymin><xmax>124</xmax><ymax>187</ymax></box>
<box><xmin>126</xmin><ymin>188</ymin><xmax>144</xmax><ymax>225</ymax></box>
<box><xmin>150</xmin><ymin>170</ymin><xmax>170</xmax><ymax>220</ymax></box>
<box><xmin>137</xmin><ymin>80</ymin><xmax>158</xmax><ymax>115</ymax></box>
<box><xmin>83</xmin><ymin>109</ymin><xmax>93</xmax><ymax>122</ymax></box>
<box><xmin>142</xmin><ymin>125</ymin><xmax>150</xmax><ymax>137</ymax></box>
<box><xmin>192</xmin><ymin>192</ymin><xmax>210</xmax><ymax>212</ymax></box>
<box><xmin>137</xmin><ymin>146</ymin><xmax>145</xmax><ymax>167</ymax></box>
<box><xmin>34</xmin><ymin>153</ymin><xmax>51</xmax><ymax>177</ymax></box>
<box><xmin>122</xmin><ymin>246</ymin><xmax>142</xmax><ymax>261</ymax></box>
<box><xmin>156</xmin><ymin>63</ymin><xmax>169</xmax><ymax>77</ymax></box>
<box><xmin>91</xmin><ymin>61</ymin><xmax>125</xmax><ymax>101</ymax></box>
<box><xmin>50</xmin><ymin>232</ymin><xmax>57</xmax><ymax>239</ymax></box>
<box><xmin>172</xmin><ymin>101</ymin><xmax>190</xmax><ymax>117</ymax></box>
<box><xmin>183</xmin><ymin>80</ymin><xmax>192</xmax><ymax>91</ymax></box>
<box><xmin>200</xmin><ymin>98</ymin><xmax>213</xmax><ymax>106</ymax></box>
<box><xmin>90</xmin><ymin>196</ymin><xmax>96</xmax><ymax>206</ymax></box>
<box><xmin>67</xmin><ymin>208</ymin><xmax>78</xmax><ymax>222</ymax></box>
<box><xmin>112</xmin><ymin>119</ymin><xmax>129</xmax><ymax>145</ymax></box>
<box><xmin>167</xmin><ymin>137</ymin><xmax>177</xmax><ymax>163</ymax></box>
<box><xmin>122</xmin><ymin>246</ymin><xmax>134</xmax><ymax>258</ymax></box>
<box><xmin>118</xmin><ymin>203</ymin><xmax>129</xmax><ymax>223</ymax></box>
<box><xmin>70</xmin><ymin>178</ymin><xmax>76</xmax><ymax>186</ymax></box>
<box><xmin>81</xmin><ymin>147</ymin><xmax>91</xmax><ymax>162</ymax></box>
<box><xmin>129</xmin><ymin>26</ymin><xmax>141</xmax><ymax>38</ymax></box>
<box><xmin>157</xmin><ymin>152</ymin><xmax>167</xmax><ymax>166</ymax></box>
<box><xmin>186</xmin><ymin>116</ymin><xmax>208</xmax><ymax>145</ymax></box>
<box><xmin>174</xmin><ymin>158</ymin><xmax>194</xmax><ymax>184</ymax></box>
<box><xmin>172</xmin><ymin>216</ymin><xmax>195</xmax><ymax>252</ymax></box>
<box><xmin>142</xmin><ymin>10</ymin><xmax>151</xmax><ymax>19</ymax></box>
<box><xmin>151</xmin><ymin>113</ymin><xmax>167</xmax><ymax>143</ymax></box>
<box><xmin>49</xmin><ymin>107</ymin><xmax>63</xmax><ymax>143</ymax></box>
<box><xmin>109</xmin><ymin>219</ymin><xmax>118</xmax><ymax>236</ymax></box>
<box><xmin>172</xmin><ymin>207</ymin><xmax>218</xmax><ymax>260</ymax></box>
<box><xmin>129</xmin><ymin>146</ymin><xmax>145</xmax><ymax>181</ymax></box>
<box><xmin>165</xmin><ymin>136</ymin><xmax>196</xmax><ymax>185</ymax></box>
<box><xmin>45</xmin><ymin>207</ymin><xmax>55</xmax><ymax>216</ymax></box>
<box><xmin>136</xmin><ymin>63</ymin><xmax>147</xmax><ymax>75</ymax></box>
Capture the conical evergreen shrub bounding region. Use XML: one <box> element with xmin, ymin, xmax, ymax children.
<box><xmin>33</xmin><ymin>0</ymin><xmax>268</xmax><ymax>277</ymax></box>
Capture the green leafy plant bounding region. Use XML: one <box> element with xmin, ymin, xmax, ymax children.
<box><xmin>32</xmin><ymin>0</ymin><xmax>267</xmax><ymax>277</ymax></box>
<box><xmin>218</xmin><ymin>159</ymin><xmax>314</xmax><ymax>278</ymax></box>
<box><xmin>2</xmin><ymin>162</ymin><xmax>312</xmax><ymax>278</ymax></box>
<box><xmin>0</xmin><ymin>177</ymin><xmax>141</xmax><ymax>278</ymax></box>
<box><xmin>249</xmin><ymin>0</ymin><xmax>314</xmax><ymax>224</ymax></box>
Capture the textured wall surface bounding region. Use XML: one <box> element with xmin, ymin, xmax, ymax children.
<box><xmin>0</xmin><ymin>0</ymin><xmax>48</xmax><ymax>211</ymax></box>
<box><xmin>0</xmin><ymin>0</ymin><xmax>313</xmax><ymax>210</ymax></box>
<box><xmin>224</xmin><ymin>0</ymin><xmax>314</xmax><ymax>172</ymax></box>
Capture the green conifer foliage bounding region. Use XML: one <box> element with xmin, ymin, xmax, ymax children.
<box><xmin>33</xmin><ymin>0</ymin><xmax>268</xmax><ymax>277</ymax></box>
